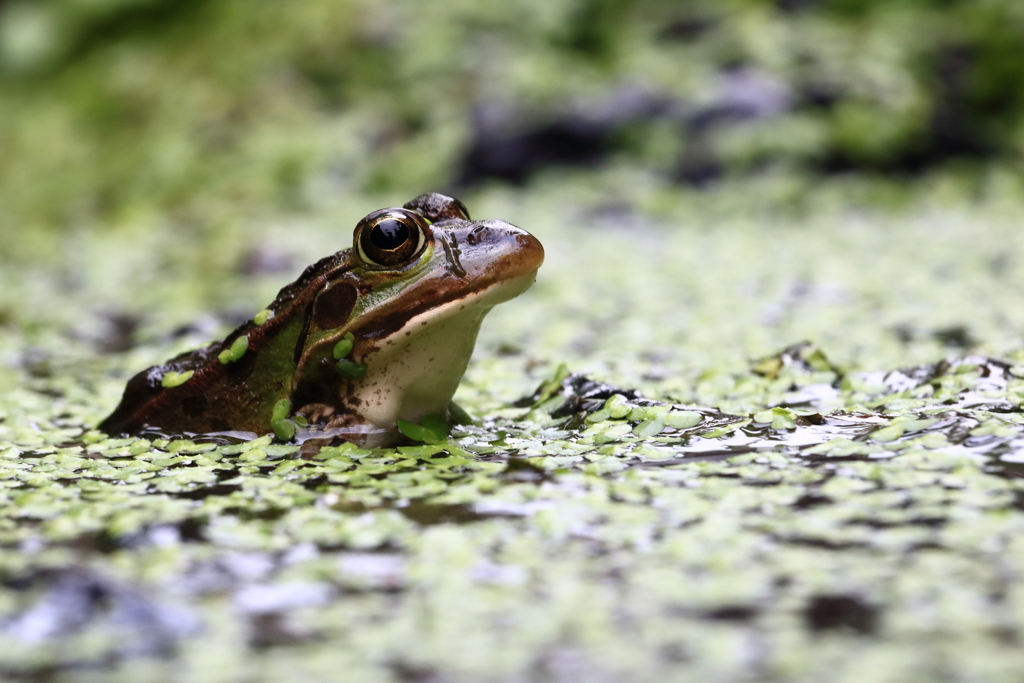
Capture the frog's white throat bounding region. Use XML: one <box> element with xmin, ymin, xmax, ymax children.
<box><xmin>348</xmin><ymin>272</ymin><xmax>535</xmax><ymax>446</ymax></box>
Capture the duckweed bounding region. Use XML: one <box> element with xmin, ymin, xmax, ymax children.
<box><xmin>217</xmin><ymin>336</ymin><xmax>249</xmax><ymax>364</ymax></box>
<box><xmin>335</xmin><ymin>359</ymin><xmax>367</xmax><ymax>380</ymax></box>
<box><xmin>332</xmin><ymin>332</ymin><xmax>355</xmax><ymax>360</ymax></box>
<box><xmin>6</xmin><ymin>183</ymin><xmax>1024</xmax><ymax>681</ymax></box>
<box><xmin>397</xmin><ymin>414</ymin><xmax>449</xmax><ymax>445</ymax></box>
<box><xmin>269</xmin><ymin>399</ymin><xmax>295</xmax><ymax>442</ymax></box>
<box><xmin>160</xmin><ymin>370</ymin><xmax>193</xmax><ymax>388</ymax></box>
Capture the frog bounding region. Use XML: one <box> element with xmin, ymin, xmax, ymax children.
<box><xmin>98</xmin><ymin>193</ymin><xmax>544</xmax><ymax>447</ymax></box>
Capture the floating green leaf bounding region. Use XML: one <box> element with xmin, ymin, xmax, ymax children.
<box><xmin>448</xmin><ymin>401</ymin><xmax>475</xmax><ymax>426</ymax></box>
<box><xmin>871</xmin><ymin>423</ymin><xmax>905</xmax><ymax>443</ymax></box>
<box><xmin>664</xmin><ymin>411</ymin><xmax>702</xmax><ymax>429</ymax></box>
<box><xmin>336</xmin><ymin>359</ymin><xmax>367</xmax><ymax>380</ymax></box>
<box><xmin>271</xmin><ymin>399</ymin><xmax>290</xmax><ymax>421</ymax></box>
<box><xmin>160</xmin><ymin>370</ymin><xmax>194</xmax><ymax>388</ymax></box>
<box><xmin>333</xmin><ymin>332</ymin><xmax>355</xmax><ymax>360</ymax></box>
<box><xmin>270</xmin><ymin>398</ymin><xmax>295</xmax><ymax>441</ymax></box>
<box><xmin>218</xmin><ymin>336</ymin><xmax>249</xmax><ymax>364</ymax></box>
<box><xmin>397</xmin><ymin>414</ymin><xmax>449</xmax><ymax>444</ymax></box>
<box><xmin>604</xmin><ymin>394</ymin><xmax>632</xmax><ymax>419</ymax></box>
<box><xmin>633</xmin><ymin>416</ymin><xmax>666</xmax><ymax>437</ymax></box>
<box><xmin>533</xmin><ymin>363</ymin><xmax>570</xmax><ymax>406</ymax></box>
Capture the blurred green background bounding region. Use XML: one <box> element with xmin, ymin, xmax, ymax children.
<box><xmin>4</xmin><ymin>0</ymin><xmax>1024</xmax><ymax>251</ymax></box>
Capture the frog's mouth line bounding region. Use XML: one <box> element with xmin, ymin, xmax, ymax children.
<box><xmin>353</xmin><ymin>269</ymin><xmax>539</xmax><ymax>345</ymax></box>
<box><xmin>354</xmin><ymin>256</ymin><xmax>540</xmax><ymax>344</ymax></box>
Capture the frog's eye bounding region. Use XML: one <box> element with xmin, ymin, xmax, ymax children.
<box><xmin>355</xmin><ymin>209</ymin><xmax>429</xmax><ymax>268</ymax></box>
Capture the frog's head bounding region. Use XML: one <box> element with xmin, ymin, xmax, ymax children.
<box><xmin>292</xmin><ymin>193</ymin><xmax>544</xmax><ymax>446</ymax></box>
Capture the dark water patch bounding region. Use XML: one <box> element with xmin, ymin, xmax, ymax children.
<box><xmin>66</xmin><ymin>530</ymin><xmax>123</xmax><ymax>555</ymax></box>
<box><xmin>776</xmin><ymin>535</ymin><xmax>870</xmax><ymax>551</ymax></box>
<box><xmin>657</xmin><ymin>16</ymin><xmax>717</xmax><ymax>42</ymax></box>
<box><xmin>170</xmin><ymin>482</ymin><xmax>243</xmax><ymax>500</ymax></box>
<box><xmin>665</xmin><ymin>603</ymin><xmax>760</xmax><ymax>622</ymax></box>
<box><xmin>297</xmin><ymin>473</ymin><xmax>329</xmax><ymax>490</ymax></box>
<box><xmin>500</xmin><ymin>457</ymin><xmax>553</xmax><ymax>483</ymax></box>
<box><xmin>793</xmin><ymin>493</ymin><xmax>834</xmax><ymax>509</ymax></box>
<box><xmin>933</xmin><ymin>325</ymin><xmax>978</xmax><ymax>350</ymax></box>
<box><xmin>175</xmin><ymin>518</ymin><xmax>206</xmax><ymax>543</ymax></box>
<box><xmin>703</xmin><ymin>605</ymin><xmax>760</xmax><ymax>621</ymax></box>
<box><xmin>804</xmin><ymin>594</ymin><xmax>879</xmax><ymax>635</ymax></box>
<box><xmin>326</xmin><ymin>499</ymin><xmax>532</xmax><ymax>527</ymax></box>
<box><xmin>2</xmin><ymin>569</ymin><xmax>200</xmax><ymax>655</ymax></box>
<box><xmin>455</xmin><ymin>93</ymin><xmax>676</xmax><ymax>187</ymax></box>
<box><xmin>848</xmin><ymin>516</ymin><xmax>947</xmax><ymax>530</ymax></box>
<box><xmin>638</xmin><ymin>450</ymin><xmax>756</xmax><ymax>467</ymax></box>
<box><xmin>992</xmin><ymin>626</ymin><xmax>1020</xmax><ymax>646</ymax></box>
<box><xmin>20</xmin><ymin>350</ymin><xmax>55</xmax><ymax>380</ymax></box>
<box><xmin>396</xmin><ymin>501</ymin><xmax>495</xmax><ymax>526</ymax></box>
<box><xmin>387</xmin><ymin>659</ymin><xmax>446</xmax><ymax>683</ymax></box>
<box><xmin>457</xmin><ymin>116</ymin><xmax>616</xmax><ymax>186</ymax></box>
<box><xmin>225</xmin><ymin>506</ymin><xmax>290</xmax><ymax>523</ymax></box>
<box><xmin>93</xmin><ymin>312</ymin><xmax>142</xmax><ymax>354</ymax></box>
<box><xmin>248</xmin><ymin>612</ymin><xmax>323</xmax><ymax>649</ymax></box>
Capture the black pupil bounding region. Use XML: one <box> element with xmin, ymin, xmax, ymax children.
<box><xmin>369</xmin><ymin>219</ymin><xmax>410</xmax><ymax>250</ymax></box>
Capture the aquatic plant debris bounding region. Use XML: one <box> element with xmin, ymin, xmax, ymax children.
<box><xmin>159</xmin><ymin>370</ymin><xmax>193</xmax><ymax>388</ymax></box>
<box><xmin>217</xmin><ymin>336</ymin><xmax>249</xmax><ymax>364</ymax></box>
<box><xmin>332</xmin><ymin>332</ymin><xmax>355</xmax><ymax>360</ymax></box>
<box><xmin>6</xmin><ymin>171</ymin><xmax>1024</xmax><ymax>681</ymax></box>
<box><xmin>269</xmin><ymin>399</ymin><xmax>295</xmax><ymax>441</ymax></box>
<box><xmin>5</xmin><ymin>338</ymin><xmax>1024</xmax><ymax>680</ymax></box>
<box><xmin>334</xmin><ymin>359</ymin><xmax>367</xmax><ymax>380</ymax></box>
<box><xmin>397</xmin><ymin>414</ymin><xmax>450</xmax><ymax>444</ymax></box>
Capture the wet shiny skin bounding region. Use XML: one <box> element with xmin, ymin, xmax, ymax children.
<box><xmin>99</xmin><ymin>193</ymin><xmax>544</xmax><ymax>447</ymax></box>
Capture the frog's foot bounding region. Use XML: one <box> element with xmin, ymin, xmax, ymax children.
<box><xmin>297</xmin><ymin>402</ymin><xmax>371</xmax><ymax>441</ymax></box>
<box><xmin>296</xmin><ymin>402</ymin><xmax>336</xmax><ymax>426</ymax></box>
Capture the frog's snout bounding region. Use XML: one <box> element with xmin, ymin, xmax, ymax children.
<box><xmin>512</xmin><ymin>228</ymin><xmax>545</xmax><ymax>273</ymax></box>
<box><xmin>459</xmin><ymin>219</ymin><xmax>544</xmax><ymax>281</ymax></box>
<box><xmin>499</xmin><ymin>224</ymin><xmax>544</xmax><ymax>278</ymax></box>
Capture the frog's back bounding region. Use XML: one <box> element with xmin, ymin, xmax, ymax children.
<box><xmin>99</xmin><ymin>252</ymin><xmax>349</xmax><ymax>436</ymax></box>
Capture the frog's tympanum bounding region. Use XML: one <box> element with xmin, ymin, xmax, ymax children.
<box><xmin>99</xmin><ymin>193</ymin><xmax>544</xmax><ymax>447</ymax></box>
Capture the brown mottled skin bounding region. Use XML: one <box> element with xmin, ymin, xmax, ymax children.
<box><xmin>98</xmin><ymin>193</ymin><xmax>544</xmax><ymax>445</ymax></box>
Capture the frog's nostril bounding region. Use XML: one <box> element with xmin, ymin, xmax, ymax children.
<box><xmin>467</xmin><ymin>225</ymin><xmax>487</xmax><ymax>246</ymax></box>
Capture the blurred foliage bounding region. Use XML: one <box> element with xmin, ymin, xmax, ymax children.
<box><xmin>1</xmin><ymin>0</ymin><xmax>1024</xmax><ymax>254</ymax></box>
